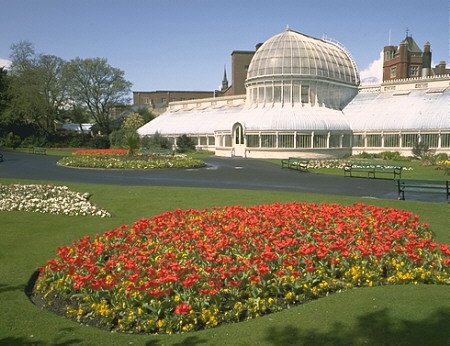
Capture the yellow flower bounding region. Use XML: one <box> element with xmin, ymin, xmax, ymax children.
<box><xmin>284</xmin><ymin>291</ymin><xmax>294</xmax><ymax>301</ymax></box>
<box><xmin>156</xmin><ymin>319</ymin><xmax>166</xmax><ymax>328</ymax></box>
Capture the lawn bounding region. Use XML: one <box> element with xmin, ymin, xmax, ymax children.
<box><xmin>0</xmin><ymin>178</ymin><xmax>449</xmax><ymax>345</ymax></box>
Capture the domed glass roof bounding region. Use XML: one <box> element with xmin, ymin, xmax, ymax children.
<box><xmin>247</xmin><ymin>29</ymin><xmax>360</xmax><ymax>85</ymax></box>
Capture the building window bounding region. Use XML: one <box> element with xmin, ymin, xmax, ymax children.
<box><xmin>329</xmin><ymin>134</ymin><xmax>341</xmax><ymax>148</ymax></box>
<box><xmin>199</xmin><ymin>137</ymin><xmax>207</xmax><ymax>146</ymax></box>
<box><xmin>441</xmin><ymin>134</ymin><xmax>450</xmax><ymax>148</ymax></box>
<box><xmin>144</xmin><ymin>97</ymin><xmax>150</xmax><ymax>104</ymax></box>
<box><xmin>296</xmin><ymin>134</ymin><xmax>311</xmax><ymax>148</ymax></box>
<box><xmin>246</xmin><ymin>134</ymin><xmax>259</xmax><ymax>148</ymax></box>
<box><xmin>261</xmin><ymin>134</ymin><xmax>276</xmax><ymax>148</ymax></box>
<box><xmin>313</xmin><ymin>134</ymin><xmax>327</xmax><ymax>148</ymax></box>
<box><xmin>390</xmin><ymin>67</ymin><xmax>397</xmax><ymax>78</ymax></box>
<box><xmin>266</xmin><ymin>86</ymin><xmax>273</xmax><ymax>103</ymax></box>
<box><xmin>384</xmin><ymin>134</ymin><xmax>399</xmax><ymax>147</ymax></box>
<box><xmin>420</xmin><ymin>134</ymin><xmax>439</xmax><ymax>148</ymax></box>
<box><xmin>401</xmin><ymin>133</ymin><xmax>419</xmax><ymax>147</ymax></box>
<box><xmin>409</xmin><ymin>65</ymin><xmax>419</xmax><ymax>77</ymax></box>
<box><xmin>279</xmin><ymin>134</ymin><xmax>294</xmax><ymax>148</ymax></box>
<box><xmin>207</xmin><ymin>136</ymin><xmax>215</xmax><ymax>146</ymax></box>
<box><xmin>366</xmin><ymin>134</ymin><xmax>382</xmax><ymax>147</ymax></box>
<box><xmin>301</xmin><ymin>85</ymin><xmax>309</xmax><ymax>103</ymax></box>
<box><xmin>161</xmin><ymin>97</ymin><xmax>166</xmax><ymax>103</ymax></box>
<box><xmin>273</xmin><ymin>86</ymin><xmax>282</xmax><ymax>103</ymax></box>
<box><xmin>342</xmin><ymin>135</ymin><xmax>351</xmax><ymax>147</ymax></box>
<box><xmin>224</xmin><ymin>135</ymin><xmax>232</xmax><ymax>147</ymax></box>
<box><xmin>352</xmin><ymin>134</ymin><xmax>364</xmax><ymax>147</ymax></box>
<box><xmin>283</xmin><ymin>85</ymin><xmax>291</xmax><ymax>104</ymax></box>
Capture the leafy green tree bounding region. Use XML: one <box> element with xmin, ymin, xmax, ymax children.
<box><xmin>8</xmin><ymin>41</ymin><xmax>68</xmax><ymax>134</ymax></box>
<box><xmin>65</xmin><ymin>58</ymin><xmax>132</xmax><ymax>135</ymax></box>
<box><xmin>121</xmin><ymin>112</ymin><xmax>144</xmax><ymax>155</ymax></box>
<box><xmin>136</xmin><ymin>107</ymin><xmax>155</xmax><ymax>123</ymax></box>
<box><xmin>0</xmin><ymin>67</ymin><xmax>11</xmax><ymax>121</ymax></box>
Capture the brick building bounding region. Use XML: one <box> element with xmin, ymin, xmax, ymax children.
<box><xmin>383</xmin><ymin>34</ymin><xmax>449</xmax><ymax>81</ymax></box>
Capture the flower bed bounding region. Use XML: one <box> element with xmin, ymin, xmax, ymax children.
<box><xmin>58</xmin><ymin>153</ymin><xmax>205</xmax><ymax>169</ymax></box>
<box><xmin>307</xmin><ymin>160</ymin><xmax>413</xmax><ymax>171</ymax></box>
<box><xmin>0</xmin><ymin>184</ymin><xmax>110</xmax><ymax>217</ymax></box>
<box><xmin>34</xmin><ymin>202</ymin><xmax>450</xmax><ymax>334</ymax></box>
<box><xmin>73</xmin><ymin>149</ymin><xmax>128</xmax><ymax>156</ymax></box>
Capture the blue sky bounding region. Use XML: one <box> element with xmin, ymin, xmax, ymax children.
<box><xmin>0</xmin><ymin>0</ymin><xmax>448</xmax><ymax>91</ymax></box>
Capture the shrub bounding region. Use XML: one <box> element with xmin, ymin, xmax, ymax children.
<box><xmin>379</xmin><ymin>151</ymin><xmax>402</xmax><ymax>161</ymax></box>
<box><xmin>89</xmin><ymin>135</ymin><xmax>110</xmax><ymax>149</ymax></box>
<box><xmin>2</xmin><ymin>132</ymin><xmax>22</xmax><ymax>149</ymax></box>
<box><xmin>412</xmin><ymin>140</ymin><xmax>431</xmax><ymax>159</ymax></box>
<box><xmin>176</xmin><ymin>134</ymin><xmax>196</xmax><ymax>153</ymax></box>
<box><xmin>109</xmin><ymin>129</ymin><xmax>126</xmax><ymax>148</ymax></box>
<box><xmin>141</xmin><ymin>132</ymin><xmax>171</xmax><ymax>150</ymax></box>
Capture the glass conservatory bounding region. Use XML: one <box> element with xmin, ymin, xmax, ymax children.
<box><xmin>137</xmin><ymin>28</ymin><xmax>450</xmax><ymax>158</ymax></box>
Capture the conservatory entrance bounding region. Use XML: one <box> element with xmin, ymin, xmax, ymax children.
<box><xmin>232</xmin><ymin>123</ymin><xmax>246</xmax><ymax>157</ymax></box>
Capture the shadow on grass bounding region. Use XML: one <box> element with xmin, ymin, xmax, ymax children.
<box><xmin>0</xmin><ymin>327</ymin><xmax>83</xmax><ymax>345</ymax></box>
<box><xmin>0</xmin><ymin>283</ymin><xmax>25</xmax><ymax>294</ymax></box>
<box><xmin>264</xmin><ymin>307</ymin><xmax>450</xmax><ymax>345</ymax></box>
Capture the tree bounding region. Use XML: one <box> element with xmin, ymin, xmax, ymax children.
<box><xmin>136</xmin><ymin>107</ymin><xmax>155</xmax><ymax>123</ymax></box>
<box><xmin>176</xmin><ymin>134</ymin><xmax>196</xmax><ymax>153</ymax></box>
<box><xmin>0</xmin><ymin>67</ymin><xmax>11</xmax><ymax>121</ymax></box>
<box><xmin>65</xmin><ymin>58</ymin><xmax>132</xmax><ymax>134</ymax></box>
<box><xmin>8</xmin><ymin>41</ymin><xmax>68</xmax><ymax>134</ymax></box>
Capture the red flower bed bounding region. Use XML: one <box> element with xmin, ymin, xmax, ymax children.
<box><xmin>72</xmin><ymin>149</ymin><xmax>128</xmax><ymax>156</ymax></box>
<box><xmin>35</xmin><ymin>202</ymin><xmax>450</xmax><ymax>334</ymax></box>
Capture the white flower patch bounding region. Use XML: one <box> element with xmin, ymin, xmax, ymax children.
<box><xmin>0</xmin><ymin>184</ymin><xmax>111</xmax><ymax>217</ymax></box>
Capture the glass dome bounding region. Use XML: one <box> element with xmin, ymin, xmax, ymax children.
<box><xmin>247</xmin><ymin>29</ymin><xmax>359</xmax><ymax>85</ymax></box>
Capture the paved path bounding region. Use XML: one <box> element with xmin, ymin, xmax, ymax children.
<box><xmin>0</xmin><ymin>150</ymin><xmax>445</xmax><ymax>203</ymax></box>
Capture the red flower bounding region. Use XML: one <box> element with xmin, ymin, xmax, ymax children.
<box><xmin>174</xmin><ymin>303</ymin><xmax>191</xmax><ymax>315</ymax></box>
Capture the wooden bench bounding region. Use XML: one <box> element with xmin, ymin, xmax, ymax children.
<box><xmin>31</xmin><ymin>147</ymin><xmax>47</xmax><ymax>155</ymax></box>
<box><xmin>396</xmin><ymin>179</ymin><xmax>449</xmax><ymax>201</ymax></box>
<box><xmin>281</xmin><ymin>157</ymin><xmax>309</xmax><ymax>172</ymax></box>
<box><xmin>344</xmin><ymin>163</ymin><xmax>402</xmax><ymax>179</ymax></box>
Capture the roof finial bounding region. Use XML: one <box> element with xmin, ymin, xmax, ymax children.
<box><xmin>406</xmin><ymin>27</ymin><xmax>409</xmax><ymax>37</ymax></box>
<box><xmin>286</xmin><ymin>24</ymin><xmax>290</xmax><ymax>31</ymax></box>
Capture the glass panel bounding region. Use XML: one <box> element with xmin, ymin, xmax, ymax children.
<box><xmin>199</xmin><ymin>137</ymin><xmax>207</xmax><ymax>145</ymax></box>
<box><xmin>342</xmin><ymin>135</ymin><xmax>351</xmax><ymax>147</ymax></box>
<box><xmin>352</xmin><ymin>134</ymin><xmax>364</xmax><ymax>147</ymax></box>
<box><xmin>283</xmin><ymin>85</ymin><xmax>291</xmax><ymax>104</ymax></box>
<box><xmin>401</xmin><ymin>134</ymin><xmax>418</xmax><ymax>148</ymax></box>
<box><xmin>384</xmin><ymin>134</ymin><xmax>399</xmax><ymax>147</ymax></box>
<box><xmin>279</xmin><ymin>134</ymin><xmax>294</xmax><ymax>148</ymax></box>
<box><xmin>441</xmin><ymin>134</ymin><xmax>450</xmax><ymax>148</ymax></box>
<box><xmin>367</xmin><ymin>134</ymin><xmax>382</xmax><ymax>147</ymax></box>
<box><xmin>207</xmin><ymin>136</ymin><xmax>215</xmax><ymax>146</ymax></box>
<box><xmin>265</xmin><ymin>86</ymin><xmax>273</xmax><ymax>103</ymax></box>
<box><xmin>261</xmin><ymin>134</ymin><xmax>277</xmax><ymax>148</ymax></box>
<box><xmin>246</xmin><ymin>135</ymin><xmax>259</xmax><ymax>148</ymax></box>
<box><xmin>301</xmin><ymin>85</ymin><xmax>309</xmax><ymax>103</ymax></box>
<box><xmin>296</xmin><ymin>134</ymin><xmax>311</xmax><ymax>148</ymax></box>
<box><xmin>224</xmin><ymin>135</ymin><xmax>232</xmax><ymax>147</ymax></box>
<box><xmin>329</xmin><ymin>134</ymin><xmax>340</xmax><ymax>148</ymax></box>
<box><xmin>292</xmin><ymin>83</ymin><xmax>300</xmax><ymax>103</ymax></box>
<box><xmin>420</xmin><ymin>134</ymin><xmax>439</xmax><ymax>148</ymax></box>
<box><xmin>274</xmin><ymin>86</ymin><xmax>282</xmax><ymax>103</ymax></box>
<box><xmin>313</xmin><ymin>134</ymin><xmax>327</xmax><ymax>148</ymax></box>
<box><xmin>258</xmin><ymin>87</ymin><xmax>265</xmax><ymax>103</ymax></box>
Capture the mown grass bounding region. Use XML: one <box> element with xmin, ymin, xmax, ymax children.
<box><xmin>0</xmin><ymin>178</ymin><xmax>449</xmax><ymax>345</ymax></box>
